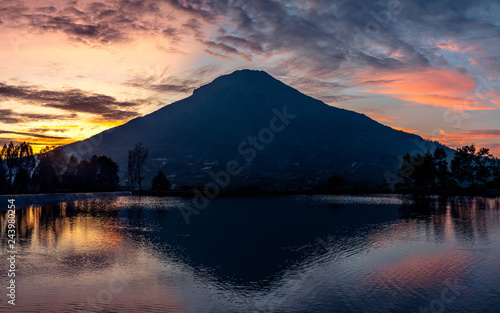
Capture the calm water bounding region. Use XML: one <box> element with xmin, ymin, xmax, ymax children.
<box><xmin>1</xmin><ymin>194</ymin><xmax>500</xmax><ymax>312</ymax></box>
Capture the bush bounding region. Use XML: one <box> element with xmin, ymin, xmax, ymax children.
<box><xmin>151</xmin><ymin>171</ymin><xmax>170</xmax><ymax>191</ymax></box>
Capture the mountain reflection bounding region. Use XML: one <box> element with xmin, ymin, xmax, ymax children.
<box><xmin>0</xmin><ymin>194</ymin><xmax>499</xmax><ymax>313</ymax></box>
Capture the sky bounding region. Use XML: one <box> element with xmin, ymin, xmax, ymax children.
<box><xmin>1</xmin><ymin>0</ymin><xmax>500</xmax><ymax>154</ymax></box>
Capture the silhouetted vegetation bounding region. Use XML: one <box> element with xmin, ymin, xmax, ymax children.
<box><xmin>398</xmin><ymin>144</ymin><xmax>500</xmax><ymax>190</ymax></box>
<box><xmin>1</xmin><ymin>142</ymin><xmax>35</xmax><ymax>193</ymax></box>
<box><xmin>127</xmin><ymin>142</ymin><xmax>149</xmax><ymax>191</ymax></box>
<box><xmin>74</xmin><ymin>155</ymin><xmax>119</xmax><ymax>192</ymax></box>
<box><xmin>0</xmin><ymin>142</ymin><xmax>120</xmax><ymax>194</ymax></box>
<box><xmin>328</xmin><ymin>173</ymin><xmax>346</xmax><ymax>189</ymax></box>
<box><xmin>151</xmin><ymin>170</ymin><xmax>170</xmax><ymax>191</ymax></box>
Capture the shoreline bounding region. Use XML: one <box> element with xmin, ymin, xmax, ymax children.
<box><xmin>131</xmin><ymin>188</ymin><xmax>500</xmax><ymax>198</ymax></box>
<box><xmin>1</xmin><ymin>188</ymin><xmax>499</xmax><ymax>210</ymax></box>
<box><xmin>0</xmin><ymin>192</ymin><xmax>132</xmax><ymax>210</ymax></box>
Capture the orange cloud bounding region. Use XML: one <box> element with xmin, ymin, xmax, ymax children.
<box><xmin>364</xmin><ymin>113</ymin><xmax>397</xmax><ymax>124</ymax></box>
<box><xmin>359</xmin><ymin>67</ymin><xmax>494</xmax><ymax>110</ymax></box>
<box><xmin>469</xmin><ymin>58</ymin><xmax>480</xmax><ymax>67</ymax></box>
<box><xmin>87</xmin><ymin>120</ymin><xmax>126</xmax><ymax>128</ymax></box>
<box><xmin>436</xmin><ymin>129</ymin><xmax>500</xmax><ymax>141</ymax></box>
<box><xmin>363</xmin><ymin>113</ymin><xmax>420</xmax><ymax>134</ymax></box>
<box><xmin>396</xmin><ymin>95</ymin><xmax>489</xmax><ymax>111</ymax></box>
<box><xmin>391</xmin><ymin>126</ymin><xmax>419</xmax><ymax>133</ymax></box>
<box><xmin>437</xmin><ymin>39</ymin><xmax>462</xmax><ymax>52</ymax></box>
<box><xmin>436</xmin><ymin>40</ymin><xmax>477</xmax><ymax>53</ymax></box>
<box><xmin>475</xmin><ymin>90</ymin><xmax>500</xmax><ymax>108</ymax></box>
<box><xmin>429</xmin><ymin>129</ymin><xmax>500</xmax><ymax>156</ymax></box>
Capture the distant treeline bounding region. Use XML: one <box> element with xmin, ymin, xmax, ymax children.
<box><xmin>396</xmin><ymin>145</ymin><xmax>500</xmax><ymax>190</ymax></box>
<box><xmin>0</xmin><ymin>142</ymin><xmax>119</xmax><ymax>194</ymax></box>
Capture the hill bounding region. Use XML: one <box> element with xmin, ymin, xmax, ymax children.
<box><xmin>62</xmin><ymin>70</ymin><xmax>445</xmax><ymax>189</ymax></box>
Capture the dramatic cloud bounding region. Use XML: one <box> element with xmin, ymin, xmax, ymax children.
<box><xmin>0</xmin><ymin>109</ymin><xmax>77</xmax><ymax>124</ymax></box>
<box><xmin>28</xmin><ymin>128</ymin><xmax>69</xmax><ymax>133</ymax></box>
<box><xmin>2</xmin><ymin>0</ymin><xmax>499</xmax><ymax>75</ymax></box>
<box><xmin>430</xmin><ymin>129</ymin><xmax>500</xmax><ymax>155</ymax></box>
<box><xmin>124</xmin><ymin>65</ymin><xmax>223</xmax><ymax>94</ymax></box>
<box><xmin>0</xmin><ymin>130</ymin><xmax>69</xmax><ymax>140</ymax></box>
<box><xmin>1</xmin><ymin>0</ymin><xmax>500</xmax><ymax>153</ymax></box>
<box><xmin>0</xmin><ymin>0</ymin><xmax>164</xmax><ymax>45</ymax></box>
<box><xmin>125</xmin><ymin>75</ymin><xmax>199</xmax><ymax>93</ymax></box>
<box><xmin>157</xmin><ymin>0</ymin><xmax>500</xmax><ymax>72</ymax></box>
<box><xmin>437</xmin><ymin>129</ymin><xmax>500</xmax><ymax>142</ymax></box>
<box><xmin>356</xmin><ymin>68</ymin><xmax>494</xmax><ymax>110</ymax></box>
<box><xmin>0</xmin><ymin>83</ymin><xmax>143</xmax><ymax>120</ymax></box>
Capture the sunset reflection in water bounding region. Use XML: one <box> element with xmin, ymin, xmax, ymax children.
<box><xmin>1</xmin><ymin>198</ymin><xmax>191</xmax><ymax>313</ymax></box>
<box><xmin>0</xmin><ymin>195</ymin><xmax>499</xmax><ymax>313</ymax></box>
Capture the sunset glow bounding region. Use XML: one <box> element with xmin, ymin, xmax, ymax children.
<box><xmin>1</xmin><ymin>0</ymin><xmax>500</xmax><ymax>154</ymax></box>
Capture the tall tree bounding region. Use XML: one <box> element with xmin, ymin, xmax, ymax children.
<box><xmin>492</xmin><ymin>157</ymin><xmax>500</xmax><ymax>186</ymax></box>
<box><xmin>0</xmin><ymin>152</ymin><xmax>5</xmax><ymax>193</ymax></box>
<box><xmin>398</xmin><ymin>152</ymin><xmax>435</xmax><ymax>189</ymax></box>
<box><xmin>13</xmin><ymin>142</ymin><xmax>35</xmax><ymax>193</ymax></box>
<box><xmin>127</xmin><ymin>143</ymin><xmax>149</xmax><ymax>191</ymax></box>
<box><xmin>450</xmin><ymin>144</ymin><xmax>499</xmax><ymax>187</ymax></box>
<box><xmin>451</xmin><ymin>145</ymin><xmax>477</xmax><ymax>185</ymax></box>
<box><xmin>95</xmin><ymin>155</ymin><xmax>119</xmax><ymax>191</ymax></box>
<box><xmin>398</xmin><ymin>153</ymin><xmax>417</xmax><ymax>188</ymax></box>
<box><xmin>475</xmin><ymin>147</ymin><xmax>495</xmax><ymax>184</ymax></box>
<box><xmin>74</xmin><ymin>155</ymin><xmax>119</xmax><ymax>192</ymax></box>
<box><xmin>33</xmin><ymin>148</ymin><xmax>67</xmax><ymax>193</ymax></box>
<box><xmin>433</xmin><ymin>147</ymin><xmax>451</xmax><ymax>188</ymax></box>
<box><xmin>411</xmin><ymin>151</ymin><xmax>436</xmax><ymax>188</ymax></box>
<box><xmin>2</xmin><ymin>142</ymin><xmax>20</xmax><ymax>191</ymax></box>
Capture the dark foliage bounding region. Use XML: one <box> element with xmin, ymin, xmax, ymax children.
<box><xmin>0</xmin><ymin>142</ymin><xmax>120</xmax><ymax>194</ymax></box>
<box><xmin>0</xmin><ymin>155</ymin><xmax>5</xmax><ymax>193</ymax></box>
<box><xmin>33</xmin><ymin>146</ymin><xmax>68</xmax><ymax>193</ymax></box>
<box><xmin>151</xmin><ymin>170</ymin><xmax>170</xmax><ymax>191</ymax></box>
<box><xmin>73</xmin><ymin>155</ymin><xmax>119</xmax><ymax>192</ymax></box>
<box><xmin>327</xmin><ymin>173</ymin><xmax>346</xmax><ymax>190</ymax></box>
<box><xmin>398</xmin><ymin>144</ymin><xmax>500</xmax><ymax>190</ymax></box>
<box><xmin>1</xmin><ymin>142</ymin><xmax>35</xmax><ymax>193</ymax></box>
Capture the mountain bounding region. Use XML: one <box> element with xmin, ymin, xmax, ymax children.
<box><xmin>62</xmin><ymin>69</ymin><xmax>445</xmax><ymax>189</ymax></box>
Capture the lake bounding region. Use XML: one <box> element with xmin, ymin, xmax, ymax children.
<box><xmin>1</xmin><ymin>194</ymin><xmax>499</xmax><ymax>312</ymax></box>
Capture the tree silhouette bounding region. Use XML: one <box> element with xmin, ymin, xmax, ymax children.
<box><xmin>0</xmin><ymin>142</ymin><xmax>35</xmax><ymax>193</ymax></box>
<box><xmin>412</xmin><ymin>151</ymin><xmax>436</xmax><ymax>188</ymax></box>
<box><xmin>75</xmin><ymin>159</ymin><xmax>93</xmax><ymax>191</ymax></box>
<box><xmin>492</xmin><ymin>159</ymin><xmax>500</xmax><ymax>187</ymax></box>
<box><xmin>0</xmin><ymin>153</ymin><xmax>5</xmax><ymax>193</ymax></box>
<box><xmin>95</xmin><ymin>155</ymin><xmax>119</xmax><ymax>191</ymax></box>
<box><xmin>127</xmin><ymin>143</ymin><xmax>149</xmax><ymax>191</ymax></box>
<box><xmin>433</xmin><ymin>147</ymin><xmax>451</xmax><ymax>188</ymax></box>
<box><xmin>151</xmin><ymin>170</ymin><xmax>170</xmax><ymax>191</ymax></box>
<box><xmin>13</xmin><ymin>142</ymin><xmax>35</xmax><ymax>193</ymax></box>
<box><xmin>398</xmin><ymin>153</ymin><xmax>416</xmax><ymax>188</ymax></box>
<box><xmin>451</xmin><ymin>145</ymin><xmax>476</xmax><ymax>185</ymax></box>
<box><xmin>398</xmin><ymin>144</ymin><xmax>499</xmax><ymax>190</ymax></box>
<box><xmin>72</xmin><ymin>155</ymin><xmax>119</xmax><ymax>191</ymax></box>
<box><xmin>475</xmin><ymin>147</ymin><xmax>495</xmax><ymax>184</ymax></box>
<box><xmin>0</xmin><ymin>143</ymin><xmax>121</xmax><ymax>194</ymax></box>
<box><xmin>326</xmin><ymin>173</ymin><xmax>345</xmax><ymax>190</ymax></box>
<box><xmin>450</xmin><ymin>144</ymin><xmax>497</xmax><ymax>186</ymax></box>
<box><xmin>33</xmin><ymin>147</ymin><xmax>67</xmax><ymax>193</ymax></box>
<box><xmin>1</xmin><ymin>142</ymin><xmax>19</xmax><ymax>191</ymax></box>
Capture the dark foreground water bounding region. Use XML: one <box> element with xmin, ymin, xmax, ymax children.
<box><xmin>1</xmin><ymin>194</ymin><xmax>499</xmax><ymax>313</ymax></box>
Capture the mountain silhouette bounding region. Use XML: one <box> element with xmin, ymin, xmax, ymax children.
<box><xmin>63</xmin><ymin>69</ymin><xmax>444</xmax><ymax>189</ymax></box>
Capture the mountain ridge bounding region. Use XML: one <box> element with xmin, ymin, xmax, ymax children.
<box><xmin>62</xmin><ymin>69</ymin><xmax>446</xmax><ymax>189</ymax></box>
